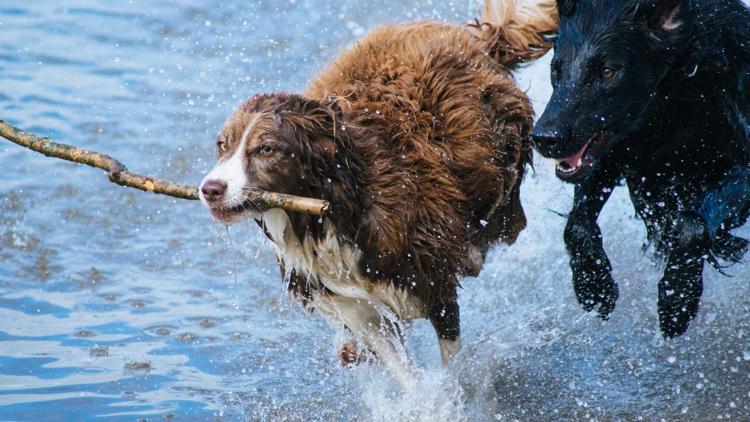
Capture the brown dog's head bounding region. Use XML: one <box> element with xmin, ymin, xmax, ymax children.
<box><xmin>199</xmin><ymin>93</ymin><xmax>341</xmax><ymax>224</ymax></box>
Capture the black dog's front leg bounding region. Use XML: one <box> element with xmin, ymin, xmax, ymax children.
<box><xmin>658</xmin><ymin>212</ymin><xmax>709</xmax><ymax>338</ymax></box>
<box><xmin>565</xmin><ymin>170</ymin><xmax>620</xmax><ymax>319</ymax></box>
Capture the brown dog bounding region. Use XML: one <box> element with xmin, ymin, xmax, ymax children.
<box><xmin>200</xmin><ymin>0</ymin><xmax>557</xmax><ymax>387</ymax></box>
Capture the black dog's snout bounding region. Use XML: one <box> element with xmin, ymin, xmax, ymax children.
<box><xmin>531</xmin><ymin>128</ymin><xmax>562</xmax><ymax>154</ymax></box>
<box><xmin>201</xmin><ymin>179</ymin><xmax>228</xmax><ymax>202</ymax></box>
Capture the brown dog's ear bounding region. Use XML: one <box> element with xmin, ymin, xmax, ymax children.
<box><xmin>636</xmin><ymin>0</ymin><xmax>685</xmax><ymax>32</ymax></box>
<box><xmin>274</xmin><ymin>95</ymin><xmax>339</xmax><ymax>170</ymax></box>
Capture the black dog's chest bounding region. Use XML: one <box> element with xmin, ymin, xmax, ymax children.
<box><xmin>622</xmin><ymin>165</ymin><xmax>708</xmax><ymax>240</ymax></box>
<box><xmin>622</xmin><ymin>131</ymin><xmax>738</xmax><ymax>223</ymax></box>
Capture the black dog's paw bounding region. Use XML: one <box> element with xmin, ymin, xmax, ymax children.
<box><xmin>658</xmin><ymin>297</ymin><xmax>700</xmax><ymax>338</ymax></box>
<box><xmin>659</xmin><ymin>308</ymin><xmax>694</xmax><ymax>338</ymax></box>
<box><xmin>572</xmin><ymin>265</ymin><xmax>619</xmax><ymax>319</ymax></box>
<box><xmin>658</xmin><ymin>271</ymin><xmax>703</xmax><ymax>338</ymax></box>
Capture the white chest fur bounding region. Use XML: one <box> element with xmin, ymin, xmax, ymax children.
<box><xmin>260</xmin><ymin>209</ymin><xmax>424</xmax><ymax>321</ymax></box>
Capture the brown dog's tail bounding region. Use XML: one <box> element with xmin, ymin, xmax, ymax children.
<box><xmin>469</xmin><ymin>0</ymin><xmax>558</xmax><ymax>69</ymax></box>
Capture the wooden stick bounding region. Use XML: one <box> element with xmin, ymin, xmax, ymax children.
<box><xmin>0</xmin><ymin>120</ymin><xmax>329</xmax><ymax>216</ymax></box>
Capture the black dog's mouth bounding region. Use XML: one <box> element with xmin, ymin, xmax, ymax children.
<box><xmin>554</xmin><ymin>131</ymin><xmax>614</xmax><ymax>181</ymax></box>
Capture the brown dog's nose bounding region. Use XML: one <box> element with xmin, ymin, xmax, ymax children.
<box><xmin>201</xmin><ymin>179</ymin><xmax>227</xmax><ymax>202</ymax></box>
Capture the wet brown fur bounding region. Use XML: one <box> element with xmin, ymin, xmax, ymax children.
<box><xmin>218</xmin><ymin>2</ymin><xmax>557</xmax><ymax>313</ymax></box>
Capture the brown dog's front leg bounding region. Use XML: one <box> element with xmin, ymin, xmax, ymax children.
<box><xmin>429</xmin><ymin>301</ymin><xmax>461</xmax><ymax>365</ymax></box>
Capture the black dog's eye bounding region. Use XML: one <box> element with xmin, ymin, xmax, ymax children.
<box><xmin>217</xmin><ymin>141</ymin><xmax>228</xmax><ymax>152</ymax></box>
<box><xmin>601</xmin><ymin>67</ymin><xmax>617</xmax><ymax>80</ymax></box>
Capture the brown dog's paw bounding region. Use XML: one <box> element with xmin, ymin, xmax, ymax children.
<box><xmin>338</xmin><ymin>340</ymin><xmax>362</xmax><ymax>367</ymax></box>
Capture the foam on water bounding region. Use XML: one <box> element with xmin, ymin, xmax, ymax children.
<box><xmin>1</xmin><ymin>1</ymin><xmax>750</xmax><ymax>420</ymax></box>
<box><xmin>360</xmin><ymin>367</ymin><xmax>468</xmax><ymax>422</ymax></box>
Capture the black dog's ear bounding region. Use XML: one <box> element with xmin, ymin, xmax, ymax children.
<box><xmin>636</xmin><ymin>0</ymin><xmax>685</xmax><ymax>32</ymax></box>
<box><xmin>557</xmin><ymin>0</ymin><xmax>575</xmax><ymax>17</ymax></box>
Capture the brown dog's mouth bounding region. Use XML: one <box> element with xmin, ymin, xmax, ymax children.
<box><xmin>208</xmin><ymin>200</ymin><xmax>257</xmax><ymax>223</ymax></box>
<box><xmin>554</xmin><ymin>131</ymin><xmax>613</xmax><ymax>181</ymax></box>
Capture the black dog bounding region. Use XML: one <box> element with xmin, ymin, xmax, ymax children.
<box><xmin>532</xmin><ymin>0</ymin><xmax>750</xmax><ymax>337</ymax></box>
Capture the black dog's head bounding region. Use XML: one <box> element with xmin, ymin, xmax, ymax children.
<box><xmin>532</xmin><ymin>0</ymin><xmax>693</xmax><ymax>182</ymax></box>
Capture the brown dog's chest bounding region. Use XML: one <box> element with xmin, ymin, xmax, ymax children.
<box><xmin>261</xmin><ymin>209</ymin><xmax>426</xmax><ymax>320</ymax></box>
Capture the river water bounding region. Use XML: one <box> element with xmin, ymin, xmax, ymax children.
<box><xmin>0</xmin><ymin>1</ymin><xmax>749</xmax><ymax>420</ymax></box>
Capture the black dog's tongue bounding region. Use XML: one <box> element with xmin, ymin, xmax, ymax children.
<box><xmin>558</xmin><ymin>138</ymin><xmax>592</xmax><ymax>171</ymax></box>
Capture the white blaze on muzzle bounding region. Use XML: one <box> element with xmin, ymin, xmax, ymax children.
<box><xmin>199</xmin><ymin>114</ymin><xmax>259</xmax><ymax>209</ymax></box>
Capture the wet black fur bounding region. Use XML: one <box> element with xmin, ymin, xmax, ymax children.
<box><xmin>532</xmin><ymin>0</ymin><xmax>750</xmax><ymax>337</ymax></box>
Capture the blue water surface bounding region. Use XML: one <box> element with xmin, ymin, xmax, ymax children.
<box><xmin>1</xmin><ymin>1</ymin><xmax>750</xmax><ymax>421</ymax></box>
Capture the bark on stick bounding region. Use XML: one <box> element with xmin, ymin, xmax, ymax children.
<box><xmin>0</xmin><ymin>120</ymin><xmax>329</xmax><ymax>216</ymax></box>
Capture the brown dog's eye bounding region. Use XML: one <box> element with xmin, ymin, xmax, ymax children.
<box><xmin>217</xmin><ymin>141</ymin><xmax>228</xmax><ymax>152</ymax></box>
<box><xmin>602</xmin><ymin>67</ymin><xmax>617</xmax><ymax>80</ymax></box>
<box><xmin>259</xmin><ymin>145</ymin><xmax>274</xmax><ymax>155</ymax></box>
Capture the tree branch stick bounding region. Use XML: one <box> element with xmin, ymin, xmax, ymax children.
<box><xmin>0</xmin><ymin>120</ymin><xmax>329</xmax><ymax>216</ymax></box>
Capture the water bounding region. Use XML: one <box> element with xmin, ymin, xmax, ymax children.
<box><xmin>1</xmin><ymin>1</ymin><xmax>749</xmax><ymax>420</ymax></box>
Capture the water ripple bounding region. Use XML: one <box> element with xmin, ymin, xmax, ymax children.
<box><xmin>1</xmin><ymin>1</ymin><xmax>750</xmax><ymax>420</ymax></box>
